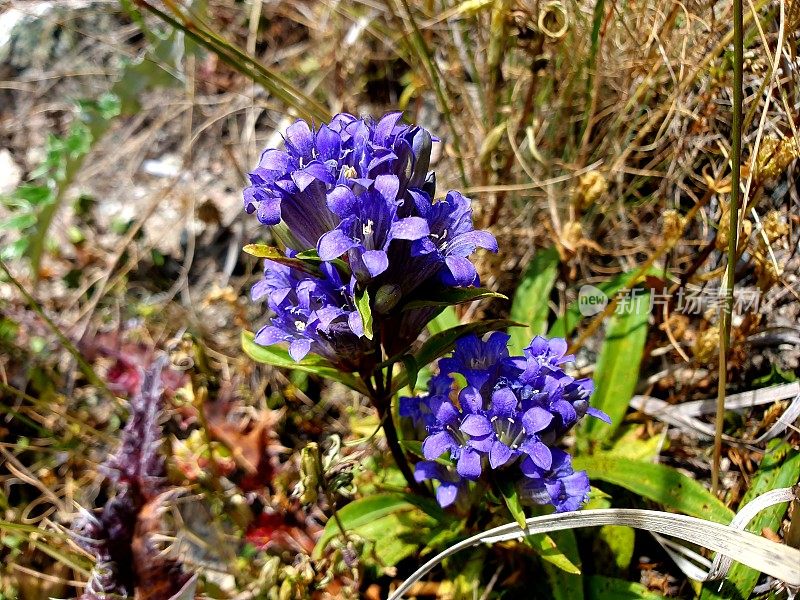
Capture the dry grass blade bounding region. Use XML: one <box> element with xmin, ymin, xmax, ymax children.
<box><xmin>630</xmin><ymin>384</ymin><xmax>800</xmax><ymax>443</ymax></box>
<box><xmin>388</xmin><ymin>489</ymin><xmax>800</xmax><ymax>600</ymax></box>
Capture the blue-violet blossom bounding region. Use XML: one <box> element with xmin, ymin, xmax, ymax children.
<box><xmin>401</xmin><ymin>332</ymin><xmax>610</xmax><ymax>511</ymax></box>
<box><xmin>245</xmin><ymin>113</ymin><xmax>497</xmax><ymax>366</ymax></box>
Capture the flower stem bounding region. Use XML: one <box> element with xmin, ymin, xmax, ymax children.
<box><xmin>379</xmin><ymin>401</ymin><xmax>424</xmax><ymax>495</ymax></box>
<box><xmin>367</xmin><ymin>361</ymin><xmax>424</xmax><ymax>495</ymax></box>
<box><xmin>713</xmin><ymin>0</ymin><xmax>743</xmax><ymax>495</ymax></box>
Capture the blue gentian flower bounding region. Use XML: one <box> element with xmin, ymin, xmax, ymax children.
<box><xmin>414</xmin><ymin>460</ymin><xmax>466</xmax><ymax>508</ymax></box>
<box><xmin>399</xmin><ymin>372</ymin><xmax>453</xmax><ymax>428</ymax></box>
<box><xmin>244</xmin><ymin>112</ymin><xmax>434</xmax><ymax>249</ymax></box>
<box><xmin>251</xmin><ymin>258</ymin><xmax>369</xmax><ymax>366</ymax></box>
<box><xmin>400</xmin><ymin>332</ymin><xmax>608</xmax><ymax>511</ymax></box>
<box><xmin>438</xmin><ymin>331</ymin><xmax>514</xmax><ymax>390</ymax></box>
<box><xmin>520</xmin><ymin>448</ymin><xmax>590</xmax><ymax>513</ymax></box>
<box><xmin>246</xmin><ymin>113</ymin><xmax>498</xmax><ymax>367</ymax></box>
<box><xmin>421</xmin><ymin>387</ymin><xmax>484</xmax><ymax>479</ymax></box>
<box><xmin>460</xmin><ymin>386</ymin><xmax>554</xmax><ymax>470</ymax></box>
<box><xmin>411</xmin><ymin>190</ymin><xmax>499</xmax><ymax>287</ymax></box>
<box><xmin>316</xmin><ymin>175</ymin><xmax>430</xmax><ymax>282</ymax></box>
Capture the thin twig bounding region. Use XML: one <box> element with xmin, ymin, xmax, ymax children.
<box><xmin>713</xmin><ymin>0</ymin><xmax>743</xmax><ymax>495</ymax></box>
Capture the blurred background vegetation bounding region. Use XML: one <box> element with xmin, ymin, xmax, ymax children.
<box><xmin>0</xmin><ymin>0</ymin><xmax>799</xmax><ymax>598</ymax></box>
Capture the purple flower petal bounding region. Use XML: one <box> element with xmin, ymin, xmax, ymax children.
<box><xmin>460</xmin><ymin>414</ymin><xmax>492</xmax><ymax>437</ymax></box>
<box><xmin>423</xmin><ymin>431</ymin><xmax>455</xmax><ymax>459</ymax></box>
<box><xmin>522</xmin><ymin>407</ymin><xmax>553</xmax><ymax>432</ymax></box>
<box><xmin>414</xmin><ymin>460</ymin><xmax>444</xmax><ymax>483</ymax></box>
<box><xmin>433</xmin><ymin>400</ymin><xmax>459</xmax><ymax>425</ymax></box>
<box><xmin>491</xmin><ymin>388</ymin><xmax>518</xmax><ymax>416</ymax></box>
<box><xmin>288</xmin><ymin>338</ymin><xmax>312</xmax><ymax>361</ymax></box>
<box><xmin>444</xmin><ymin>256</ymin><xmax>478</xmax><ymax>287</ymax></box>
<box><xmin>446</xmin><ymin>230</ymin><xmax>499</xmax><ymax>256</ymax></box>
<box><xmin>489</xmin><ymin>441</ymin><xmax>513</xmax><ymax>469</ymax></box>
<box><xmin>436</xmin><ymin>482</ymin><xmax>459</xmax><ymax>508</ymax></box>
<box><xmin>374</xmin><ymin>112</ymin><xmax>403</xmax><ymax>145</ymax></box>
<box><xmin>552</xmin><ymin>399</ymin><xmax>577</xmax><ymax>424</ymax></box>
<box><xmin>285</xmin><ymin>120</ymin><xmax>314</xmax><ymax>156</ymax></box>
<box><xmin>314</xmin><ymin>125</ymin><xmax>340</xmax><ymax>161</ymax></box>
<box><xmin>373</xmin><ymin>173</ymin><xmax>400</xmax><ymax>202</ymax></box>
<box><xmin>391</xmin><ymin>217</ymin><xmax>430</xmax><ymax>241</ymax></box>
<box><xmin>587</xmin><ymin>407</ymin><xmax>612</xmax><ymax>423</ymax></box>
<box><xmin>523</xmin><ymin>440</ymin><xmax>552</xmax><ymax>470</ymax></box>
<box><xmin>317</xmin><ymin>229</ymin><xmax>358</xmax><ymax>260</ymax></box>
<box><xmin>327</xmin><ymin>185</ymin><xmax>356</xmax><ymax>217</ymax></box>
<box><xmin>348</xmin><ymin>311</ymin><xmax>364</xmax><ymax>337</ymax></box>
<box><xmin>548</xmin><ymin>338</ymin><xmax>568</xmax><ymax>358</ymax></box>
<box><xmin>254</xmin><ymin>325</ymin><xmax>285</xmax><ymax>346</ymax></box>
<box><xmin>456</xmin><ymin>448</ymin><xmax>482</xmax><ymax>479</ymax></box>
<box><xmin>258</xmin><ymin>149</ymin><xmax>291</xmax><ymax>172</ymax></box>
<box><xmin>361</xmin><ymin>250</ymin><xmax>389</xmax><ymax>277</ymax></box>
<box><xmin>292</xmin><ymin>162</ymin><xmax>332</xmax><ymax>192</ymax></box>
<box><xmin>459</xmin><ymin>386</ymin><xmax>483</xmax><ymax>413</ymax></box>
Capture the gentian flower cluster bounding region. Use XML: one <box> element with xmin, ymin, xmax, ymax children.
<box><xmin>400</xmin><ymin>333</ymin><xmax>610</xmax><ymax>511</ymax></box>
<box><xmin>245</xmin><ymin>113</ymin><xmax>497</xmax><ymax>367</ymax></box>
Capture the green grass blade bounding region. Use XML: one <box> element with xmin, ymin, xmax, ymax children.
<box><xmin>583</xmin><ymin>290</ymin><xmax>650</xmax><ymax>444</ymax></box>
<box><xmin>509</xmin><ymin>247</ymin><xmax>559</xmax><ymax>354</ymax></box>
<box><xmin>573</xmin><ymin>455</ymin><xmax>733</xmax><ymax>523</ymax></box>
<box><xmin>700</xmin><ymin>440</ymin><xmax>800</xmax><ymax>599</ymax></box>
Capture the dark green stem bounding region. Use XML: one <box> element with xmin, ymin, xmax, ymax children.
<box><xmin>366</xmin><ymin>332</ymin><xmax>424</xmax><ymax>495</ymax></box>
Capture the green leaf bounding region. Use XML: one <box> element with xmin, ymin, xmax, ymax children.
<box><xmin>595</xmin><ymin>524</ymin><xmax>635</xmax><ymax>573</ymax></box>
<box><xmin>497</xmin><ymin>477</ymin><xmax>581</xmax><ymax>575</ymax></box>
<box><xmin>355</xmin><ymin>288</ymin><xmax>373</xmax><ymax>340</ymax></box>
<box><xmin>96</xmin><ymin>92</ymin><xmax>122</xmax><ymax>120</ymax></box>
<box><xmin>542</xmin><ymin>529</ymin><xmax>585</xmax><ymax>600</ymax></box>
<box><xmin>573</xmin><ymin>454</ymin><xmax>733</xmax><ymax>522</ymax></box>
<box><xmin>244</xmin><ymin>245</ymin><xmax>350</xmax><ymax>277</ymax></box>
<box><xmin>585</xmin><ymin>576</ymin><xmax>665</xmax><ymax>599</ymax></box>
<box><xmin>526</xmin><ymin>531</ymin><xmax>582</xmax><ymax>575</ymax></box>
<box><xmin>699</xmin><ymin>440</ymin><xmax>800</xmax><ymax>600</ymax></box>
<box><xmin>0</xmin><ymin>213</ymin><xmax>37</xmax><ymax>231</ymax></box>
<box><xmin>427</xmin><ymin>306</ymin><xmax>459</xmax><ymax>335</ymax></box>
<box><xmin>0</xmin><ymin>238</ymin><xmax>28</xmax><ymax>260</ymax></box>
<box><xmin>450</xmin><ymin>548</ymin><xmax>488</xmax><ymax>599</ymax></box>
<box><xmin>509</xmin><ymin>247</ymin><xmax>559</xmax><ymax>354</ymax></box>
<box><xmin>549</xmin><ymin>268</ymin><xmax>660</xmax><ymax>338</ymax></box>
<box><xmin>242</xmin><ymin>244</ymin><xmax>321</xmax><ymax>276</ymax></box>
<box><xmin>583</xmin><ymin>288</ymin><xmax>650</xmax><ymax>444</ymax></box>
<box><xmin>241</xmin><ymin>330</ymin><xmax>368</xmax><ymax>394</ymax></box>
<box><xmin>65</xmin><ymin>122</ymin><xmax>92</xmax><ymax>158</ymax></box>
<box><xmin>12</xmin><ymin>185</ymin><xmax>53</xmax><ymax>207</ymax></box>
<box><xmin>497</xmin><ymin>474</ymin><xmax>528</xmax><ymax>530</ymax></box>
<box><xmin>399</xmin><ymin>440</ymin><xmax>425</xmax><ymax>460</ymax></box>
<box><xmin>583</xmin><ymin>494</ymin><xmax>634</xmax><ymax>575</ymax></box>
<box><xmin>400</xmin><ymin>354</ymin><xmax>419</xmax><ymax>392</ymax></box>
<box><xmin>402</xmin><ymin>287</ymin><xmax>506</xmax><ymax>311</ymax></box>
<box><xmin>391</xmin><ymin>319</ymin><xmax>522</xmax><ymax>393</ymax></box>
<box><xmin>312</xmin><ymin>493</ymin><xmax>452</xmax><ymax>567</ymax></box>
<box><xmin>606</xmin><ymin>424</ymin><xmax>664</xmax><ymax>461</ymax></box>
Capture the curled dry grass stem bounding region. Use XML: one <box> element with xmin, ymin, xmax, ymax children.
<box><xmin>389</xmin><ymin>488</ymin><xmax>800</xmax><ymax>599</ymax></box>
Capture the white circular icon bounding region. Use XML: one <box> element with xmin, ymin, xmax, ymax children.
<box><xmin>577</xmin><ymin>285</ymin><xmax>608</xmax><ymax>316</ymax></box>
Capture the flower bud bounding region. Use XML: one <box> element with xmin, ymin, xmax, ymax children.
<box><xmin>409</xmin><ymin>129</ymin><xmax>433</xmax><ymax>188</ymax></box>
<box><xmin>374</xmin><ymin>284</ymin><xmax>402</xmax><ymax>314</ymax></box>
<box><xmin>297</xmin><ymin>442</ymin><xmax>321</xmax><ymax>505</ymax></box>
